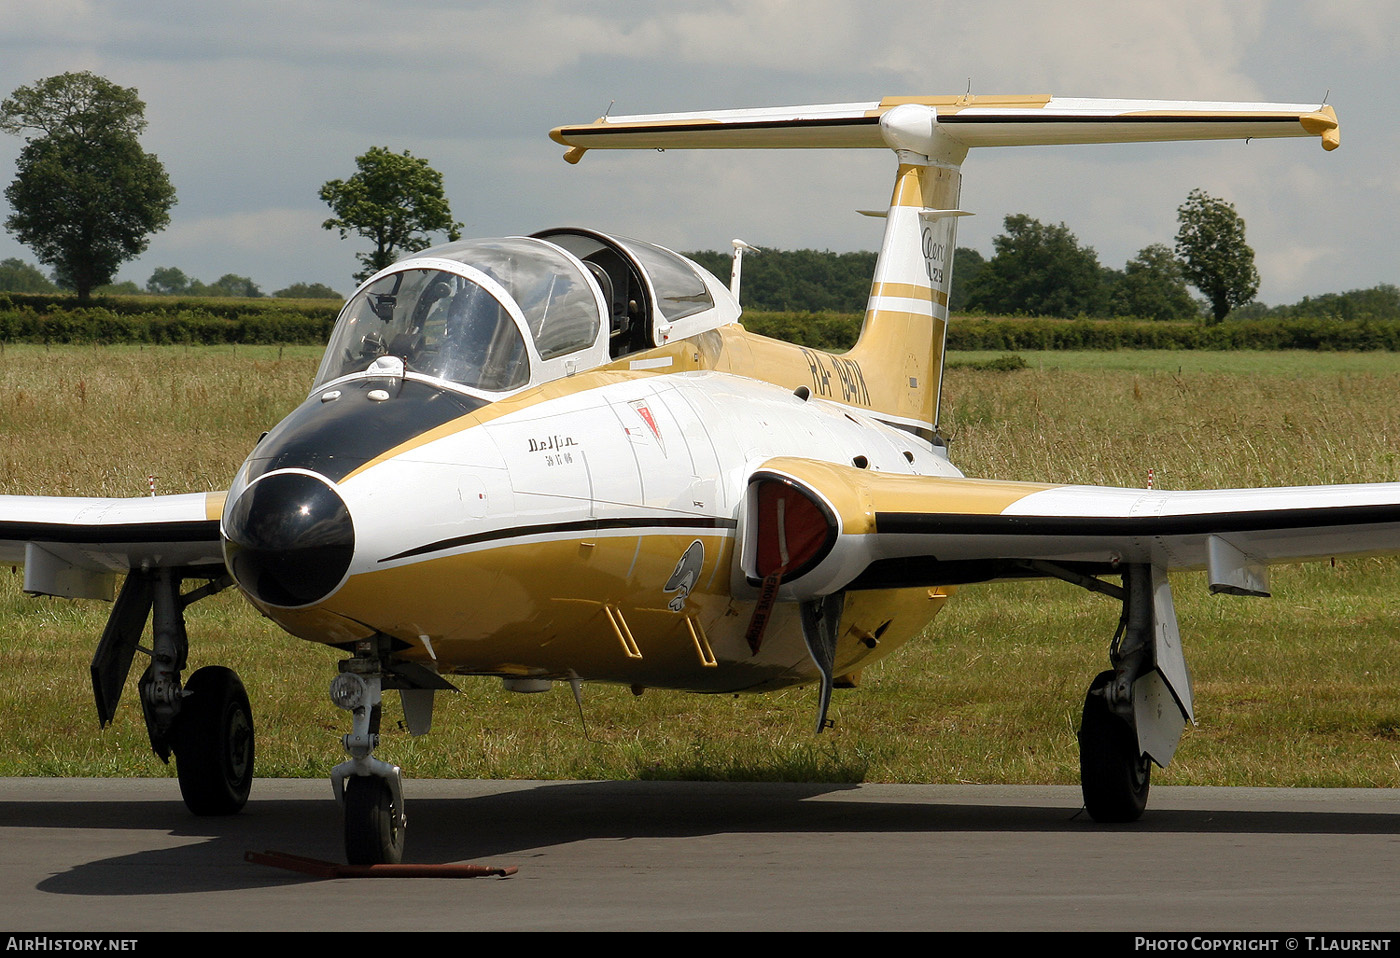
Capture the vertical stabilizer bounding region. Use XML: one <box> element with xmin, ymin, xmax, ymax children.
<box><xmin>846</xmin><ymin>105</ymin><xmax>970</xmax><ymax>442</ymax></box>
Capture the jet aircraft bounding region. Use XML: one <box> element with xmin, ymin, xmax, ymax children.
<box><xmin>2</xmin><ymin>94</ymin><xmax>1390</xmax><ymax>866</ymax></box>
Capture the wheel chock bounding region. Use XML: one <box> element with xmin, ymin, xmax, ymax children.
<box><xmin>246</xmin><ymin>849</ymin><xmax>517</xmax><ymax>878</ymax></box>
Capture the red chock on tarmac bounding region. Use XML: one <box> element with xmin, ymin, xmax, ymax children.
<box><xmin>246</xmin><ymin>849</ymin><xmax>518</xmax><ymax>878</ymax></box>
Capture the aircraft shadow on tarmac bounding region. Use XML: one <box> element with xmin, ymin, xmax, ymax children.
<box><xmin>8</xmin><ymin>780</ymin><xmax>1400</xmax><ymax>896</ymax></box>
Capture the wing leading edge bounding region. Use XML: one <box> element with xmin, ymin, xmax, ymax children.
<box><xmin>0</xmin><ymin>492</ymin><xmax>226</xmax><ymax>599</ymax></box>
<box><xmin>738</xmin><ymin>458</ymin><xmax>1400</xmax><ymax>600</ymax></box>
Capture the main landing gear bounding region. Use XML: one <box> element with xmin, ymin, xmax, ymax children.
<box><xmin>1024</xmin><ymin>560</ymin><xmax>1193</xmax><ymax>824</ymax></box>
<box><xmin>1078</xmin><ymin>669</ymin><xmax>1150</xmax><ymax>822</ymax></box>
<box><xmin>92</xmin><ymin>568</ymin><xmax>253</xmax><ymax>816</ymax></box>
<box><xmin>173</xmin><ymin>665</ymin><xmax>255</xmax><ymax>814</ymax></box>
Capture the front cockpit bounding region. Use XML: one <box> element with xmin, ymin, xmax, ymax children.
<box><xmin>314</xmin><ymin>229</ymin><xmax>740</xmax><ymax>398</ymax></box>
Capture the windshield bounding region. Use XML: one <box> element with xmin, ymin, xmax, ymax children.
<box><xmin>316</xmin><ymin>267</ymin><xmax>530</xmax><ymax>391</ymax></box>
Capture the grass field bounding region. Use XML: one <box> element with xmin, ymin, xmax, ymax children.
<box><xmin>1</xmin><ymin>344</ymin><xmax>1398</xmax><ymax>788</ymax></box>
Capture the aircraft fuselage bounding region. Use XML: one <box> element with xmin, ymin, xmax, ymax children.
<box><xmin>222</xmin><ymin>344</ymin><xmax>959</xmax><ymax>695</ymax></box>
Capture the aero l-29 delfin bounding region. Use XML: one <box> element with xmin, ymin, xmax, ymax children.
<box><xmin>2</xmin><ymin>94</ymin><xmax>1384</xmax><ymax>865</ymax></box>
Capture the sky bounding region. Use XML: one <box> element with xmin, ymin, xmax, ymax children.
<box><xmin>0</xmin><ymin>0</ymin><xmax>1395</xmax><ymax>304</ymax></box>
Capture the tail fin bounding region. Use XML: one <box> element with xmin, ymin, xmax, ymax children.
<box><xmin>553</xmin><ymin>95</ymin><xmax>1339</xmax><ymax>441</ymax></box>
<box><xmin>844</xmin><ymin>143</ymin><xmax>968</xmax><ymax>443</ymax></box>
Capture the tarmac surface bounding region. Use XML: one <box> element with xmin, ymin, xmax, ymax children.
<box><xmin>1</xmin><ymin>777</ymin><xmax>1397</xmax><ymax>932</ymax></box>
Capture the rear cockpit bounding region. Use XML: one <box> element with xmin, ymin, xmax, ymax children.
<box><xmin>314</xmin><ymin>229</ymin><xmax>740</xmax><ymax>396</ymax></box>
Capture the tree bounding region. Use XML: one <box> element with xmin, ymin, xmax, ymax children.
<box><xmin>948</xmin><ymin>247</ymin><xmax>985</xmax><ymax>313</ymax></box>
<box><xmin>1174</xmin><ymin>188</ymin><xmax>1258</xmax><ymax>323</ymax></box>
<box><xmin>146</xmin><ymin>266</ymin><xmax>192</xmax><ymax>295</ymax></box>
<box><xmin>274</xmin><ymin>282</ymin><xmax>342</xmax><ymax>299</ymax></box>
<box><xmin>205</xmin><ymin>274</ymin><xmax>263</xmax><ymax>298</ymax></box>
<box><xmin>963</xmin><ymin>214</ymin><xmax>1110</xmax><ymax>317</ymax></box>
<box><xmin>1</xmin><ymin>72</ymin><xmax>176</xmax><ymax>302</ymax></box>
<box><xmin>320</xmin><ymin>147</ymin><xmax>462</xmax><ymax>283</ymax></box>
<box><xmin>0</xmin><ymin>257</ymin><xmax>57</xmax><ymax>292</ymax></box>
<box><xmin>1110</xmin><ymin>244</ymin><xmax>1198</xmax><ymax>320</ymax></box>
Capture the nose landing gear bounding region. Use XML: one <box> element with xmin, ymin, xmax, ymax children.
<box><xmin>329</xmin><ymin>636</ymin><xmax>407</xmax><ymax>865</ymax></box>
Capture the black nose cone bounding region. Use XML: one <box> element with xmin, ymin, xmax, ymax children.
<box><xmin>223</xmin><ymin>472</ymin><xmax>354</xmax><ymax>607</ymax></box>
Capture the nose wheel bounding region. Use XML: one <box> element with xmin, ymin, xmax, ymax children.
<box><xmin>330</xmin><ymin>640</ymin><xmax>408</xmax><ymax>865</ymax></box>
<box><xmin>344</xmin><ymin>774</ymin><xmax>405</xmax><ymax>865</ymax></box>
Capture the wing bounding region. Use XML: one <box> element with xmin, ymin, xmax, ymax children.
<box><xmin>0</xmin><ymin>492</ymin><xmax>226</xmax><ymax>599</ymax></box>
<box><xmin>737</xmin><ymin>458</ymin><xmax>1400</xmax><ymax>600</ymax></box>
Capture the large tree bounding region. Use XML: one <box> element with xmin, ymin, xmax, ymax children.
<box><xmin>1174</xmin><ymin>188</ymin><xmax>1259</xmax><ymax>324</ymax></box>
<box><xmin>320</xmin><ymin>147</ymin><xmax>463</xmax><ymax>283</ymax></box>
<box><xmin>963</xmin><ymin>214</ymin><xmax>1110</xmax><ymax>317</ymax></box>
<box><xmin>1</xmin><ymin>72</ymin><xmax>176</xmax><ymax>302</ymax></box>
<box><xmin>1111</xmin><ymin>243</ymin><xmax>1198</xmax><ymax>321</ymax></box>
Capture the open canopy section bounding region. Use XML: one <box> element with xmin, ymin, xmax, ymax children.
<box><xmin>534</xmin><ymin>227</ymin><xmax>738</xmax><ymax>353</ymax></box>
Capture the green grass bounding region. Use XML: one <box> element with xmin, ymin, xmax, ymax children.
<box><xmin>1</xmin><ymin>345</ymin><xmax>1398</xmax><ymax>788</ymax></box>
<box><xmin>948</xmin><ymin>348</ymin><xmax>1400</xmax><ymax>376</ymax></box>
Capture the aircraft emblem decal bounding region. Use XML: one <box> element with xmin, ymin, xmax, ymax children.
<box><xmin>664</xmin><ymin>539</ymin><xmax>704</xmax><ymax>612</ymax></box>
<box><xmin>629</xmin><ymin>400</ymin><xmax>666</xmax><ymax>454</ymax></box>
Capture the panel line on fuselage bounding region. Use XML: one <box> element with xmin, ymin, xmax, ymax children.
<box><xmin>378</xmin><ymin>514</ymin><xmax>737</xmax><ymax>563</ymax></box>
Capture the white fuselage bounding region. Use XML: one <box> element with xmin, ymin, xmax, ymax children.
<box><xmin>226</xmin><ymin>366</ymin><xmax>961</xmax><ymax>693</ymax></box>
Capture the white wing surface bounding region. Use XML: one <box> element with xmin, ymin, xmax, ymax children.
<box><xmin>738</xmin><ymin>460</ymin><xmax>1400</xmax><ymax>600</ymax></box>
<box><xmin>0</xmin><ymin>492</ymin><xmax>225</xmax><ymax>599</ymax></box>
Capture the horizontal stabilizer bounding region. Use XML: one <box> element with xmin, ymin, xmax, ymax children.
<box><xmin>553</xmin><ymin>95</ymin><xmax>1339</xmax><ymax>161</ymax></box>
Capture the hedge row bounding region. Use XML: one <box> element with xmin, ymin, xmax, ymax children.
<box><xmin>743</xmin><ymin>312</ymin><xmax>1400</xmax><ymax>352</ymax></box>
<box><xmin>0</xmin><ymin>292</ymin><xmax>341</xmax><ymax>322</ymax></box>
<box><xmin>3</xmin><ymin>300</ymin><xmax>1400</xmax><ymax>351</ymax></box>
<box><xmin>0</xmin><ymin>304</ymin><xmax>335</xmax><ymax>344</ymax></box>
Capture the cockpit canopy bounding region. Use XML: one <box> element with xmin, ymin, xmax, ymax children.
<box><xmin>314</xmin><ymin>230</ymin><xmax>739</xmax><ymax>394</ymax></box>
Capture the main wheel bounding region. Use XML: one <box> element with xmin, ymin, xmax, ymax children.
<box><xmin>172</xmin><ymin>666</ymin><xmax>255</xmax><ymax>815</ymax></box>
<box><xmin>344</xmin><ymin>775</ymin><xmax>405</xmax><ymax>865</ymax></box>
<box><xmin>1078</xmin><ymin>669</ymin><xmax>1150</xmax><ymax>823</ymax></box>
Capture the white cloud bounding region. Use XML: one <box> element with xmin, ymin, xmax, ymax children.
<box><xmin>1304</xmin><ymin>0</ymin><xmax>1400</xmax><ymax>60</ymax></box>
<box><xmin>0</xmin><ymin>1</ymin><xmax>1392</xmax><ymax>301</ymax></box>
<box><xmin>161</xmin><ymin>208</ymin><xmax>324</xmax><ymax>253</ymax></box>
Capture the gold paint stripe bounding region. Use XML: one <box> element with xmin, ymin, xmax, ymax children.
<box><xmin>605</xmin><ymin>605</ymin><xmax>643</xmax><ymax>659</ymax></box>
<box><xmin>891</xmin><ymin>165</ymin><xmax>924</xmax><ymax>206</ymax></box>
<box><xmin>339</xmin><ymin>367</ymin><xmax>656</xmax><ymax>484</ymax></box>
<box><xmin>686</xmin><ymin>616</ymin><xmax>718</xmax><ymax>667</ymax></box>
<box><xmin>874</xmin><ymin>94</ymin><xmax>1053</xmax><ymax>115</ymax></box>
<box><xmin>204</xmin><ymin>491</ymin><xmax>227</xmax><ymax>521</ymax></box>
<box><xmin>871</xmin><ymin>282</ymin><xmax>935</xmax><ymax>302</ymax></box>
<box><xmin>862</xmin><ymin>285</ymin><xmax>952</xmax><ymax>312</ymax></box>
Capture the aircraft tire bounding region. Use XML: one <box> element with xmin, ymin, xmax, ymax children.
<box><xmin>344</xmin><ymin>775</ymin><xmax>405</xmax><ymax>865</ymax></box>
<box><xmin>173</xmin><ymin>666</ymin><xmax>255</xmax><ymax>815</ymax></box>
<box><xmin>1078</xmin><ymin>669</ymin><xmax>1150</xmax><ymax>823</ymax></box>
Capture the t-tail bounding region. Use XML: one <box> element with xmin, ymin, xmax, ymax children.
<box><xmin>552</xmin><ymin>95</ymin><xmax>1338</xmax><ymax>445</ymax></box>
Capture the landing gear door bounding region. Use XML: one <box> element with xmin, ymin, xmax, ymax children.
<box><xmin>1133</xmin><ymin>565</ymin><xmax>1194</xmax><ymax>766</ymax></box>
